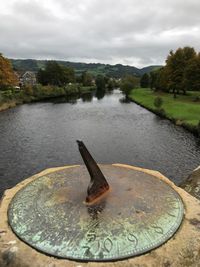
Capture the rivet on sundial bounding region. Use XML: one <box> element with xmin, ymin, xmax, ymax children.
<box><xmin>8</xmin><ymin>141</ymin><xmax>184</xmax><ymax>262</ymax></box>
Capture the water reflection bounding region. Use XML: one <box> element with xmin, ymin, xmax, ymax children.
<box><xmin>81</xmin><ymin>92</ymin><xmax>93</xmax><ymax>102</ymax></box>
<box><xmin>37</xmin><ymin>89</ymin><xmax>116</xmax><ymax>104</ymax></box>
<box><xmin>95</xmin><ymin>89</ymin><xmax>106</xmax><ymax>100</ymax></box>
<box><xmin>119</xmin><ymin>96</ymin><xmax>131</xmax><ymax>104</ymax></box>
<box><xmin>0</xmin><ymin>89</ymin><xmax>199</xmax><ymax>197</ymax></box>
<box><xmin>52</xmin><ymin>96</ymin><xmax>78</xmax><ymax>104</ymax></box>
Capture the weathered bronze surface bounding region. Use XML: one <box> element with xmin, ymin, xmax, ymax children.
<box><xmin>8</xmin><ymin>165</ymin><xmax>184</xmax><ymax>262</ymax></box>
<box><xmin>77</xmin><ymin>140</ymin><xmax>109</xmax><ymax>203</ymax></box>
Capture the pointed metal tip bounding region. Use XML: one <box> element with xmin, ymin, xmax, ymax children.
<box><xmin>76</xmin><ymin>140</ymin><xmax>82</xmax><ymax>146</ymax></box>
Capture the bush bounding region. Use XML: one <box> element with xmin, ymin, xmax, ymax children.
<box><xmin>1</xmin><ymin>90</ymin><xmax>14</xmax><ymax>100</ymax></box>
<box><xmin>24</xmin><ymin>85</ymin><xmax>33</xmax><ymax>96</ymax></box>
<box><xmin>154</xmin><ymin>96</ymin><xmax>163</xmax><ymax>109</ymax></box>
<box><xmin>32</xmin><ymin>84</ymin><xmax>66</xmax><ymax>99</ymax></box>
<box><xmin>64</xmin><ymin>83</ymin><xmax>79</xmax><ymax>95</ymax></box>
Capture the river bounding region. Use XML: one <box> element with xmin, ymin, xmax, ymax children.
<box><xmin>0</xmin><ymin>89</ymin><xmax>199</xmax><ymax>197</ymax></box>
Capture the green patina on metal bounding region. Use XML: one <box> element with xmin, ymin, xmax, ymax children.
<box><xmin>8</xmin><ymin>165</ymin><xmax>184</xmax><ymax>262</ymax></box>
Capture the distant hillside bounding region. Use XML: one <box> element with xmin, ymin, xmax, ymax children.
<box><xmin>10</xmin><ymin>58</ymin><xmax>162</xmax><ymax>78</ymax></box>
<box><xmin>139</xmin><ymin>65</ymin><xmax>162</xmax><ymax>76</ymax></box>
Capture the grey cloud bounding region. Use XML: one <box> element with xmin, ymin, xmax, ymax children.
<box><xmin>0</xmin><ymin>0</ymin><xmax>200</xmax><ymax>67</ymax></box>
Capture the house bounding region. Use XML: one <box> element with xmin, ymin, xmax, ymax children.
<box><xmin>19</xmin><ymin>71</ymin><xmax>37</xmax><ymax>87</ymax></box>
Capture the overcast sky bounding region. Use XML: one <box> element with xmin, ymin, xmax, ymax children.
<box><xmin>0</xmin><ymin>0</ymin><xmax>200</xmax><ymax>67</ymax></box>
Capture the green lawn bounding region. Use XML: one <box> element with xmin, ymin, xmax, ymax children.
<box><xmin>129</xmin><ymin>88</ymin><xmax>200</xmax><ymax>127</ymax></box>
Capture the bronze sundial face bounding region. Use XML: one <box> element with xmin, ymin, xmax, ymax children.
<box><xmin>8</xmin><ymin>165</ymin><xmax>184</xmax><ymax>262</ymax></box>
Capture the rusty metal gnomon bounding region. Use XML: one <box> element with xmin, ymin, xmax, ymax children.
<box><xmin>77</xmin><ymin>140</ymin><xmax>109</xmax><ymax>203</ymax></box>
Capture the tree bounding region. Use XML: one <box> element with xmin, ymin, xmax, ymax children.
<box><xmin>165</xmin><ymin>47</ymin><xmax>196</xmax><ymax>95</ymax></box>
<box><xmin>81</xmin><ymin>71</ymin><xmax>93</xmax><ymax>86</ymax></box>
<box><xmin>37</xmin><ymin>61</ymin><xmax>75</xmax><ymax>86</ymax></box>
<box><xmin>62</xmin><ymin>66</ymin><xmax>75</xmax><ymax>83</ymax></box>
<box><xmin>150</xmin><ymin>71</ymin><xmax>159</xmax><ymax>90</ymax></box>
<box><xmin>152</xmin><ymin>47</ymin><xmax>197</xmax><ymax>95</ymax></box>
<box><xmin>120</xmin><ymin>75</ymin><xmax>137</xmax><ymax>96</ymax></box>
<box><xmin>95</xmin><ymin>75</ymin><xmax>106</xmax><ymax>90</ymax></box>
<box><xmin>37</xmin><ymin>69</ymin><xmax>48</xmax><ymax>86</ymax></box>
<box><xmin>0</xmin><ymin>53</ymin><xmax>18</xmax><ymax>90</ymax></box>
<box><xmin>183</xmin><ymin>53</ymin><xmax>200</xmax><ymax>91</ymax></box>
<box><xmin>107</xmin><ymin>78</ymin><xmax>114</xmax><ymax>90</ymax></box>
<box><xmin>155</xmin><ymin>67</ymin><xmax>170</xmax><ymax>92</ymax></box>
<box><xmin>140</xmin><ymin>73</ymin><xmax>149</xmax><ymax>88</ymax></box>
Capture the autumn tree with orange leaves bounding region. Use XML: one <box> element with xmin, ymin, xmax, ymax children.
<box><xmin>0</xmin><ymin>53</ymin><xmax>18</xmax><ymax>90</ymax></box>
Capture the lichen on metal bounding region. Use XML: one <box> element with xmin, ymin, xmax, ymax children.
<box><xmin>8</xmin><ymin>165</ymin><xmax>184</xmax><ymax>262</ymax></box>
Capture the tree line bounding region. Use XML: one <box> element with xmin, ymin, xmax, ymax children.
<box><xmin>2</xmin><ymin>47</ymin><xmax>200</xmax><ymax>96</ymax></box>
<box><xmin>37</xmin><ymin>61</ymin><xmax>119</xmax><ymax>90</ymax></box>
<box><xmin>140</xmin><ymin>47</ymin><xmax>200</xmax><ymax>96</ymax></box>
<box><xmin>0</xmin><ymin>53</ymin><xmax>119</xmax><ymax>93</ymax></box>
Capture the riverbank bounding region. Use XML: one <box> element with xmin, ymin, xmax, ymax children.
<box><xmin>0</xmin><ymin>100</ymin><xmax>19</xmax><ymax>111</ymax></box>
<box><xmin>180</xmin><ymin>165</ymin><xmax>200</xmax><ymax>200</ymax></box>
<box><xmin>129</xmin><ymin>88</ymin><xmax>200</xmax><ymax>136</ymax></box>
<box><xmin>0</xmin><ymin>84</ymin><xmax>96</xmax><ymax>112</ymax></box>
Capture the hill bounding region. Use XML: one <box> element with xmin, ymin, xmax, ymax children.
<box><xmin>10</xmin><ymin>58</ymin><xmax>162</xmax><ymax>78</ymax></box>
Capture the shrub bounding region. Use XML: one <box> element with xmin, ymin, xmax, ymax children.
<box><xmin>32</xmin><ymin>84</ymin><xmax>65</xmax><ymax>99</ymax></box>
<box><xmin>24</xmin><ymin>85</ymin><xmax>33</xmax><ymax>96</ymax></box>
<box><xmin>1</xmin><ymin>90</ymin><xmax>14</xmax><ymax>100</ymax></box>
<box><xmin>64</xmin><ymin>83</ymin><xmax>79</xmax><ymax>95</ymax></box>
<box><xmin>154</xmin><ymin>96</ymin><xmax>163</xmax><ymax>109</ymax></box>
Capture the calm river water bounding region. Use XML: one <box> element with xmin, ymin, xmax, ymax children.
<box><xmin>0</xmin><ymin>89</ymin><xmax>199</xmax><ymax>197</ymax></box>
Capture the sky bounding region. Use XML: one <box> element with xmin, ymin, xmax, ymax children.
<box><xmin>0</xmin><ymin>0</ymin><xmax>200</xmax><ymax>68</ymax></box>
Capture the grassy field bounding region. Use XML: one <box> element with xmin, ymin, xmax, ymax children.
<box><xmin>129</xmin><ymin>88</ymin><xmax>200</xmax><ymax>129</ymax></box>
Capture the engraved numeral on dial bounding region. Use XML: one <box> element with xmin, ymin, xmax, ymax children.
<box><xmin>103</xmin><ymin>238</ymin><xmax>113</xmax><ymax>253</ymax></box>
<box><xmin>151</xmin><ymin>224</ymin><xmax>164</xmax><ymax>234</ymax></box>
<box><xmin>127</xmin><ymin>233</ymin><xmax>138</xmax><ymax>248</ymax></box>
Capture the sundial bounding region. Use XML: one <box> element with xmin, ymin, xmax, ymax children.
<box><xmin>8</xmin><ymin>141</ymin><xmax>184</xmax><ymax>262</ymax></box>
